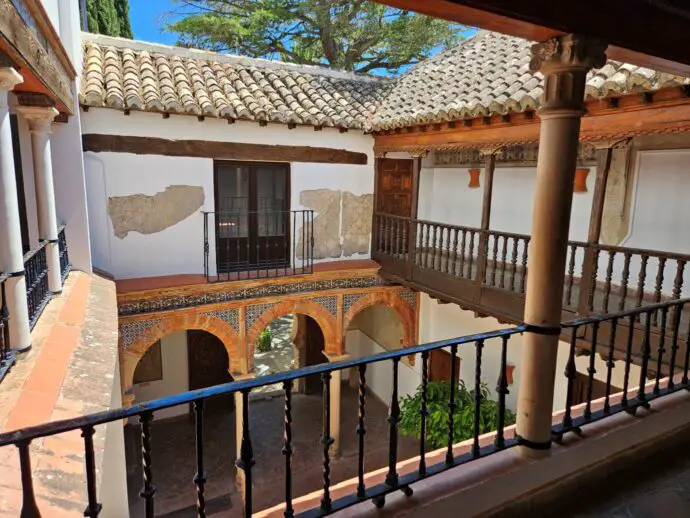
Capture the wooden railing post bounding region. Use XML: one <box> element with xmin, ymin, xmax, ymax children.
<box><xmin>577</xmin><ymin>138</ymin><xmax>630</xmax><ymax>315</ymax></box>
<box><xmin>475</xmin><ymin>148</ymin><xmax>499</xmax><ymax>291</ymax></box>
<box><xmin>407</xmin><ymin>153</ymin><xmax>425</xmax><ymax>280</ymax></box>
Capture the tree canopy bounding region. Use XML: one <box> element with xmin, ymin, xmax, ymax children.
<box><xmin>167</xmin><ymin>0</ymin><xmax>465</xmax><ymax>74</ymax></box>
<box><xmin>84</xmin><ymin>0</ymin><xmax>133</xmax><ymax>39</ymax></box>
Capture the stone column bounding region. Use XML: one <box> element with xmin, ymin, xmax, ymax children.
<box><xmin>16</xmin><ymin>105</ymin><xmax>61</xmax><ymax>294</ymax></box>
<box><xmin>325</xmin><ymin>353</ymin><xmax>349</xmax><ymax>458</ymax></box>
<box><xmin>0</xmin><ymin>67</ymin><xmax>31</xmax><ymax>352</ymax></box>
<box><xmin>516</xmin><ymin>35</ymin><xmax>607</xmax><ymax>456</ymax></box>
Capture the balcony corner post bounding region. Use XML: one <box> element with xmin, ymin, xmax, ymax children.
<box><xmin>475</xmin><ymin>147</ymin><xmax>500</xmax><ymax>291</ymax></box>
<box><xmin>0</xmin><ymin>66</ymin><xmax>31</xmax><ymax>352</ymax></box>
<box><xmin>407</xmin><ymin>150</ymin><xmax>426</xmax><ymax>280</ymax></box>
<box><xmin>516</xmin><ymin>34</ymin><xmax>607</xmax><ymax>458</ymax></box>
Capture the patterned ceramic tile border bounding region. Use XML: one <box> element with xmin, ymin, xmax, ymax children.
<box><xmin>120</xmin><ymin>318</ymin><xmax>163</xmax><ymax>350</ymax></box>
<box><xmin>312</xmin><ymin>296</ymin><xmax>338</xmax><ymax>318</ymax></box>
<box><xmin>244</xmin><ymin>302</ymin><xmax>275</xmax><ymax>332</ymax></box>
<box><xmin>398</xmin><ymin>290</ymin><xmax>417</xmax><ymax>310</ymax></box>
<box><xmin>343</xmin><ymin>293</ymin><xmax>367</xmax><ymax>315</ymax></box>
<box><xmin>118</xmin><ymin>276</ymin><xmax>387</xmax><ymax>317</ymax></box>
<box><xmin>204</xmin><ymin>308</ymin><xmax>240</xmax><ymax>333</ymax></box>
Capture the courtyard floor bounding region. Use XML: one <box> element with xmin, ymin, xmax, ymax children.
<box><xmin>126</xmin><ymin>383</ymin><xmax>419</xmax><ymax>517</ymax></box>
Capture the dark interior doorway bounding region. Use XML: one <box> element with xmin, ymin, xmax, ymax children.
<box><xmin>569</xmin><ymin>371</ymin><xmax>620</xmax><ymax>407</ymax></box>
<box><xmin>187</xmin><ymin>330</ymin><xmax>234</xmax><ymax>413</ymax></box>
<box><xmin>429</xmin><ymin>349</ymin><xmax>461</xmax><ymax>383</ymax></box>
<box><xmin>214</xmin><ymin>161</ymin><xmax>290</xmax><ymax>273</ymax></box>
<box><xmin>304</xmin><ymin>317</ymin><xmax>326</xmax><ymax>395</ymax></box>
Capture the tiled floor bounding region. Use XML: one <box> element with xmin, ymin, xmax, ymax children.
<box><xmin>125</xmin><ymin>383</ymin><xmax>419</xmax><ymax>517</ymax></box>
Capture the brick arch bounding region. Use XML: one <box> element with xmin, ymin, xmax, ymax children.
<box><xmin>247</xmin><ymin>299</ymin><xmax>340</xmax><ymax>364</ymax></box>
<box><xmin>121</xmin><ymin>312</ymin><xmax>243</xmax><ymax>398</ymax></box>
<box><xmin>343</xmin><ymin>291</ymin><xmax>416</xmax><ymax>348</ymax></box>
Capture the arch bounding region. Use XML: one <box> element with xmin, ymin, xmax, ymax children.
<box><xmin>121</xmin><ymin>311</ymin><xmax>243</xmax><ymax>399</ymax></box>
<box><xmin>343</xmin><ymin>291</ymin><xmax>416</xmax><ymax>348</ymax></box>
<box><xmin>247</xmin><ymin>299</ymin><xmax>340</xmax><ymax>363</ymax></box>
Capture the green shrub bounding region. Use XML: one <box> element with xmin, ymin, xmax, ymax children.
<box><xmin>399</xmin><ymin>380</ymin><xmax>515</xmax><ymax>450</ymax></box>
<box><xmin>257</xmin><ymin>328</ymin><xmax>273</xmax><ymax>353</ymax></box>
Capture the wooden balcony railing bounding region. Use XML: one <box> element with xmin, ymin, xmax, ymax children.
<box><xmin>373</xmin><ymin>213</ymin><xmax>690</xmax><ymax>342</ymax></box>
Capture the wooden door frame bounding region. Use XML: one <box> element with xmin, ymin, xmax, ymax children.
<box><xmin>213</xmin><ymin>160</ymin><xmax>292</xmax><ymax>270</ymax></box>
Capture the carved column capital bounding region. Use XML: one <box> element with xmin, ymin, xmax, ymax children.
<box><xmin>478</xmin><ymin>145</ymin><xmax>503</xmax><ymax>157</ymax></box>
<box><xmin>591</xmin><ymin>137</ymin><xmax>632</xmax><ymax>150</ymax></box>
<box><xmin>0</xmin><ymin>68</ymin><xmax>23</xmax><ymax>108</ymax></box>
<box><xmin>530</xmin><ymin>34</ymin><xmax>608</xmax><ymax>114</ymax></box>
<box><xmin>15</xmin><ymin>106</ymin><xmax>59</xmax><ymax>134</ymax></box>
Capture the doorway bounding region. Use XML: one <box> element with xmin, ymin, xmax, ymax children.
<box><xmin>187</xmin><ymin>330</ymin><xmax>234</xmax><ymax>413</ymax></box>
<box><xmin>304</xmin><ymin>317</ymin><xmax>326</xmax><ymax>394</ymax></box>
<box><xmin>568</xmin><ymin>371</ymin><xmax>620</xmax><ymax>408</ymax></box>
<box><xmin>214</xmin><ymin>161</ymin><xmax>290</xmax><ymax>273</ymax></box>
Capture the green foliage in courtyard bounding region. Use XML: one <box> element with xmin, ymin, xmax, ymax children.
<box><xmin>84</xmin><ymin>0</ymin><xmax>133</xmax><ymax>38</ymax></box>
<box><xmin>257</xmin><ymin>328</ymin><xmax>273</xmax><ymax>353</ymax></box>
<box><xmin>399</xmin><ymin>380</ymin><xmax>516</xmax><ymax>450</ymax></box>
<box><xmin>167</xmin><ymin>0</ymin><xmax>465</xmax><ymax>74</ymax></box>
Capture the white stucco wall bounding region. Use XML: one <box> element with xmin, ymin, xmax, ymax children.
<box><xmin>82</xmin><ymin>109</ymin><xmax>374</xmax><ymax>279</ymax></box>
<box><xmin>133</xmin><ymin>331</ymin><xmax>189</xmax><ymax>420</ymax></box>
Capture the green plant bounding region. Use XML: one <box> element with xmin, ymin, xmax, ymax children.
<box><xmin>400</xmin><ymin>380</ymin><xmax>516</xmax><ymax>450</ymax></box>
<box><xmin>257</xmin><ymin>329</ymin><xmax>273</xmax><ymax>353</ymax></box>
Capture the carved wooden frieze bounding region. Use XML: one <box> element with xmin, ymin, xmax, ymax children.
<box><xmin>434</xmin><ymin>143</ymin><xmax>597</xmax><ymax>167</ymax></box>
<box><xmin>0</xmin><ymin>0</ymin><xmax>74</xmax><ymax>110</ymax></box>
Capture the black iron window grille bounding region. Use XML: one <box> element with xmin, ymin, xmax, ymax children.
<box><xmin>23</xmin><ymin>241</ymin><xmax>51</xmax><ymax>329</ymax></box>
<box><xmin>58</xmin><ymin>225</ymin><xmax>70</xmax><ymax>284</ymax></box>
<box><xmin>0</xmin><ymin>273</ymin><xmax>14</xmax><ymax>384</ymax></box>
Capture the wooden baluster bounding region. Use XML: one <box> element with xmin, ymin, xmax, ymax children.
<box><xmin>490</xmin><ymin>235</ymin><xmax>499</xmax><ymax>286</ymax></box>
<box><xmin>451</xmin><ymin>228</ymin><xmax>459</xmax><ymax>276</ymax></box>
<box><xmin>432</xmin><ymin>224</ymin><xmax>439</xmax><ymax>270</ymax></box>
<box><xmin>499</xmin><ymin>235</ymin><xmax>509</xmax><ymax>289</ymax></box>
<box><xmin>423</xmin><ymin>223</ymin><xmax>431</xmax><ymax>268</ymax></box>
<box><xmin>636</xmin><ymin>255</ymin><xmax>650</xmax><ymax>322</ymax></box>
<box><xmin>565</xmin><ymin>244</ymin><xmax>577</xmax><ymax>307</ymax></box>
<box><xmin>509</xmin><ymin>237</ymin><xmax>519</xmax><ymax>292</ymax></box>
<box><xmin>619</xmin><ymin>252</ymin><xmax>632</xmax><ymax>311</ymax></box>
<box><xmin>519</xmin><ymin>237</ymin><xmax>529</xmax><ymax>293</ymax></box>
<box><xmin>602</xmin><ymin>250</ymin><xmax>615</xmax><ymax>313</ymax></box>
<box><xmin>444</xmin><ymin>227</ymin><xmax>452</xmax><ymax>274</ymax></box>
<box><xmin>669</xmin><ymin>260</ymin><xmax>686</xmax><ymax>341</ymax></box>
<box><xmin>458</xmin><ymin>230</ymin><xmax>467</xmax><ymax>278</ymax></box>
<box><xmin>652</xmin><ymin>256</ymin><xmax>667</xmax><ymax>326</ymax></box>
<box><xmin>587</xmin><ymin>248</ymin><xmax>600</xmax><ymax>312</ymax></box>
<box><xmin>467</xmin><ymin>230</ymin><xmax>476</xmax><ymax>279</ymax></box>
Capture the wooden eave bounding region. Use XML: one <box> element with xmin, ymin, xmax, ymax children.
<box><xmin>373</xmin><ymin>86</ymin><xmax>690</xmax><ymax>153</ymax></box>
<box><xmin>0</xmin><ymin>0</ymin><xmax>76</xmax><ymax>114</ymax></box>
<box><xmin>373</xmin><ymin>0</ymin><xmax>690</xmax><ymax>77</ymax></box>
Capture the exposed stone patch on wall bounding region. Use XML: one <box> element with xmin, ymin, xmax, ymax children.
<box><xmin>108</xmin><ymin>185</ymin><xmax>205</xmax><ymax>239</ymax></box>
<box><xmin>601</xmin><ymin>147</ymin><xmax>632</xmax><ymax>245</ymax></box>
<box><xmin>342</xmin><ymin>192</ymin><xmax>373</xmax><ymax>256</ymax></box>
<box><xmin>298</xmin><ymin>189</ymin><xmax>373</xmax><ymax>259</ymax></box>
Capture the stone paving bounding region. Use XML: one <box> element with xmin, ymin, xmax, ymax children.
<box><xmin>126</xmin><ymin>383</ymin><xmax>419</xmax><ymax>517</ymax></box>
<box><xmin>253</xmin><ymin>315</ymin><xmax>295</xmax><ymax>394</ymax></box>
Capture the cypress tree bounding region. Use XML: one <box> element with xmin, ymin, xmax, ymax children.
<box><xmin>114</xmin><ymin>0</ymin><xmax>133</xmax><ymax>39</ymax></box>
<box><xmin>85</xmin><ymin>0</ymin><xmax>132</xmax><ymax>39</ymax></box>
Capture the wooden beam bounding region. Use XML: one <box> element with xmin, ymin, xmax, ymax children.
<box><xmin>81</xmin><ymin>134</ymin><xmax>368</xmax><ymax>165</ymax></box>
<box><xmin>407</xmin><ymin>156</ymin><xmax>423</xmax><ymax>279</ymax></box>
<box><xmin>475</xmin><ymin>150</ymin><xmax>497</xmax><ymax>287</ymax></box>
<box><xmin>373</xmin><ymin>0</ymin><xmax>690</xmax><ymax>76</ymax></box>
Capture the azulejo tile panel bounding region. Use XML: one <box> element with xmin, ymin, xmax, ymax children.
<box><xmin>343</xmin><ymin>293</ymin><xmax>367</xmax><ymax>315</ymax></box>
<box><xmin>398</xmin><ymin>289</ymin><xmax>417</xmax><ymax>310</ymax></box>
<box><xmin>119</xmin><ymin>276</ymin><xmax>387</xmax><ymax>316</ymax></box>
<box><xmin>312</xmin><ymin>296</ymin><xmax>338</xmax><ymax>318</ymax></box>
<box><xmin>245</xmin><ymin>303</ymin><xmax>275</xmax><ymax>332</ymax></box>
<box><xmin>203</xmin><ymin>308</ymin><xmax>240</xmax><ymax>333</ymax></box>
<box><xmin>120</xmin><ymin>318</ymin><xmax>163</xmax><ymax>350</ymax></box>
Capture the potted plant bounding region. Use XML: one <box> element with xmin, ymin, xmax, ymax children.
<box><xmin>257</xmin><ymin>328</ymin><xmax>273</xmax><ymax>353</ymax></box>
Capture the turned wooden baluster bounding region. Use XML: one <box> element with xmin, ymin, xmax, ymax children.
<box><xmin>490</xmin><ymin>235</ymin><xmax>499</xmax><ymax>286</ymax></box>
<box><xmin>587</xmin><ymin>248</ymin><xmax>600</xmax><ymax>312</ymax></box>
<box><xmin>423</xmin><ymin>222</ymin><xmax>431</xmax><ymax>268</ymax></box>
<box><xmin>565</xmin><ymin>244</ymin><xmax>577</xmax><ymax>306</ymax></box>
<box><xmin>458</xmin><ymin>230</ymin><xmax>467</xmax><ymax>277</ymax></box>
<box><xmin>619</xmin><ymin>252</ymin><xmax>632</xmax><ymax>311</ymax></box>
<box><xmin>443</xmin><ymin>227</ymin><xmax>451</xmax><ymax>274</ymax></box>
<box><xmin>451</xmin><ymin>228</ymin><xmax>459</xmax><ymax>276</ymax></box>
<box><xmin>519</xmin><ymin>237</ymin><xmax>529</xmax><ymax>293</ymax></box>
<box><xmin>509</xmin><ymin>238</ymin><xmax>519</xmax><ymax>292</ymax></box>
<box><xmin>635</xmin><ymin>255</ymin><xmax>650</xmax><ymax>323</ymax></box>
<box><xmin>602</xmin><ymin>250</ymin><xmax>616</xmax><ymax>313</ymax></box>
<box><xmin>652</xmin><ymin>257</ymin><xmax>667</xmax><ymax>327</ymax></box>
<box><xmin>467</xmin><ymin>230</ymin><xmax>476</xmax><ymax>279</ymax></box>
<box><xmin>499</xmin><ymin>235</ymin><xmax>509</xmax><ymax>289</ymax></box>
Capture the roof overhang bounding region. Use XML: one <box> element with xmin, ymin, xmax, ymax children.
<box><xmin>373</xmin><ymin>0</ymin><xmax>690</xmax><ymax>77</ymax></box>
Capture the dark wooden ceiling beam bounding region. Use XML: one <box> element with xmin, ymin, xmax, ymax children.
<box><xmin>373</xmin><ymin>0</ymin><xmax>690</xmax><ymax>76</ymax></box>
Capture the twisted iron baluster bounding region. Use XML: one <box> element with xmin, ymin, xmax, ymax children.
<box><xmin>602</xmin><ymin>250</ymin><xmax>615</xmax><ymax>313</ymax></box>
<box><xmin>236</xmin><ymin>390</ymin><xmax>254</xmax><ymax>518</ymax></box>
<box><xmin>446</xmin><ymin>343</ymin><xmax>458</xmax><ymax>465</ymax></box>
<box><xmin>385</xmin><ymin>358</ymin><xmax>401</xmax><ymax>487</ymax></box>
<box><xmin>654</xmin><ymin>307</ymin><xmax>669</xmax><ymax>395</ymax></box>
<box><xmin>495</xmin><ymin>336</ymin><xmax>510</xmax><ymax>448</ymax></box>
<box><xmin>562</xmin><ymin>327</ymin><xmax>578</xmax><ymax>429</ymax></box>
<box><xmin>584</xmin><ymin>322</ymin><xmax>599</xmax><ymax>421</ymax></box>
<box><xmin>622</xmin><ymin>314</ymin><xmax>635</xmax><ymax>409</ymax></box>
<box><xmin>193</xmin><ymin>400</ymin><xmax>206</xmax><ymax>518</ymax></box>
<box><xmin>139</xmin><ymin>412</ymin><xmax>156</xmax><ymax>518</ymax></box>
<box><xmin>603</xmin><ymin>319</ymin><xmax>617</xmax><ymax>415</ymax></box>
<box><xmin>282</xmin><ymin>381</ymin><xmax>294</xmax><ymax>517</ymax></box>
<box><xmin>17</xmin><ymin>441</ymin><xmax>41</xmax><ymax>518</ymax></box>
<box><xmin>509</xmin><ymin>238</ymin><xmax>519</xmax><ymax>292</ymax></box>
<box><xmin>619</xmin><ymin>252</ymin><xmax>632</xmax><ymax>311</ymax></box>
<box><xmin>356</xmin><ymin>365</ymin><xmax>367</xmax><ymax>498</ymax></box>
<box><xmin>636</xmin><ymin>310</ymin><xmax>653</xmax><ymax>407</ymax></box>
<box><xmin>472</xmin><ymin>339</ymin><xmax>484</xmax><ymax>458</ymax></box>
<box><xmin>668</xmin><ymin>302</ymin><xmax>684</xmax><ymax>390</ymax></box>
<box><xmin>320</xmin><ymin>372</ymin><xmax>334</xmax><ymax>512</ymax></box>
<box><xmin>565</xmin><ymin>244</ymin><xmax>577</xmax><ymax>306</ymax></box>
<box><xmin>419</xmin><ymin>351</ymin><xmax>429</xmax><ymax>476</ymax></box>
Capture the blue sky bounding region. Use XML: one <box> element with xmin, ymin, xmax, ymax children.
<box><xmin>129</xmin><ymin>0</ymin><xmax>179</xmax><ymax>45</ymax></box>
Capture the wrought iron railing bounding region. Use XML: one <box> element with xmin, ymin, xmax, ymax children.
<box><xmin>23</xmin><ymin>241</ymin><xmax>51</xmax><ymax>329</ymax></box>
<box><xmin>57</xmin><ymin>225</ymin><xmax>70</xmax><ymax>283</ymax></box>
<box><xmin>203</xmin><ymin>210</ymin><xmax>314</xmax><ymax>282</ymax></box>
<box><xmin>552</xmin><ymin>297</ymin><xmax>690</xmax><ymax>442</ymax></box>
<box><xmin>373</xmin><ymin>213</ymin><xmax>690</xmax><ymax>322</ymax></box>
<box><xmin>0</xmin><ymin>273</ymin><xmax>14</xmax><ymax>384</ymax></box>
<box><xmin>0</xmin><ymin>326</ymin><xmax>526</xmax><ymax>518</ymax></box>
